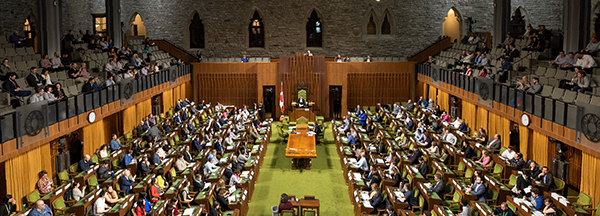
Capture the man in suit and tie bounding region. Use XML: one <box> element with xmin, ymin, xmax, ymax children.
<box><xmin>183</xmin><ymin>146</ymin><xmax>193</xmax><ymax>162</ymax></box>
<box><xmin>213</xmin><ymin>118</ymin><xmax>223</xmax><ymax>130</ymax></box>
<box><xmin>175</xmin><ymin>100</ymin><xmax>182</xmax><ymax>112</ymax></box>
<box><xmin>119</xmin><ymin>170</ymin><xmax>136</xmax><ymax>195</ymax></box>
<box><xmin>363</xmin><ymin>165</ymin><xmax>375</xmax><ymax>183</ymax></box>
<box><xmin>26</xmin><ymin>67</ymin><xmax>43</xmax><ymax>87</ymax></box>
<box><xmin>466</xmin><ymin>176</ymin><xmax>487</xmax><ymax>202</ymax></box>
<box><xmin>385</xmin><ymin>206</ymin><xmax>397</xmax><ymax>216</ymax></box>
<box><xmin>536</xmin><ymin>166</ymin><xmax>555</xmax><ymax>192</ymax></box>
<box><xmin>2</xmin><ymin>72</ymin><xmax>31</xmax><ymax>97</ymax></box>
<box><xmin>407</xmin><ymin>149</ymin><xmax>422</xmax><ymax>165</ymax></box>
<box><xmin>137</xmin><ymin>121</ymin><xmax>147</xmax><ymax>136</ymax></box>
<box><xmin>487</xmin><ymin>134</ymin><xmax>502</xmax><ymax>150</ymax></box>
<box><xmin>458</xmin><ymin>141</ymin><xmax>474</xmax><ymax>158</ymax></box>
<box><xmin>173</xmin><ymin>113</ymin><xmax>183</xmax><ymax>126</ymax></box>
<box><xmin>193</xmin><ymin>174</ymin><xmax>205</xmax><ymax>192</ymax></box>
<box><xmin>82</xmin><ymin>77</ymin><xmax>96</xmax><ymax>93</ymax></box>
<box><xmin>417</xmin><ymin>157</ymin><xmax>428</xmax><ymax>176</ymax></box>
<box><xmin>192</xmin><ymin>136</ymin><xmax>204</xmax><ymax>152</ymax></box>
<box><xmin>296</xmin><ymin>96</ymin><xmax>307</xmax><ymax>108</ymax></box>
<box><xmin>430</xmin><ymin>174</ymin><xmax>446</xmax><ymax>196</ymax></box>
<box><xmin>152</xmin><ymin>151</ymin><xmax>161</xmax><ymax>165</ymax></box>
<box><xmin>402</xmin><ymin>183</ymin><xmax>419</xmax><ymax>208</ymax></box>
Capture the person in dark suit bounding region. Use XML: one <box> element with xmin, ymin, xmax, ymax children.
<box><xmin>407</xmin><ymin>149</ymin><xmax>422</xmax><ymax>165</ymax></box>
<box><xmin>119</xmin><ymin>170</ymin><xmax>136</xmax><ymax>195</ymax></box>
<box><xmin>430</xmin><ymin>174</ymin><xmax>446</xmax><ymax>196</ymax></box>
<box><xmin>137</xmin><ymin>121</ymin><xmax>146</xmax><ymax>136</ymax></box>
<box><xmin>402</xmin><ymin>184</ymin><xmax>419</xmax><ymax>208</ymax></box>
<box><xmin>467</xmin><ymin>176</ymin><xmax>487</xmax><ymax>202</ymax></box>
<box><xmin>192</xmin><ymin>136</ymin><xmax>204</xmax><ymax>152</ymax></box>
<box><xmin>368</xmin><ymin>186</ymin><xmax>385</xmax><ymax>214</ymax></box>
<box><xmin>363</xmin><ymin>165</ymin><xmax>375</xmax><ymax>183</ymax></box>
<box><xmin>97</xmin><ymin>161</ymin><xmax>113</xmax><ymax>179</ymax></box>
<box><xmin>69</xmin><ymin>132</ymin><xmax>83</xmax><ymax>164</ymax></box>
<box><xmin>457</xmin><ymin>141</ymin><xmax>474</xmax><ymax>158</ymax></box>
<box><xmin>137</xmin><ymin>157</ymin><xmax>152</xmax><ymax>177</ymax></box>
<box><xmin>313</xmin><ymin>121</ymin><xmax>321</xmax><ymax>144</ymax></box>
<box><xmin>385</xmin><ymin>206</ymin><xmax>397</xmax><ymax>216</ymax></box>
<box><xmin>25</xmin><ymin>67</ymin><xmax>43</xmax><ymax>87</ymax></box>
<box><xmin>193</xmin><ymin>174</ymin><xmax>204</xmax><ymax>192</ymax></box>
<box><xmin>81</xmin><ymin>77</ymin><xmax>96</xmax><ymax>93</ymax></box>
<box><xmin>218</xmin><ymin>116</ymin><xmax>228</xmax><ymax>126</ymax></box>
<box><xmin>152</xmin><ymin>151</ymin><xmax>161</xmax><ymax>165</ymax></box>
<box><xmin>77</xmin><ymin>154</ymin><xmax>96</xmax><ymax>172</ymax></box>
<box><xmin>213</xmin><ymin>118</ymin><xmax>223</xmax><ymax>130</ymax></box>
<box><xmin>214</xmin><ymin>137</ymin><xmax>223</xmax><ymax>154</ymax></box>
<box><xmin>208</xmin><ymin>200</ymin><xmax>220</xmax><ymax>216</ymax></box>
<box><xmin>536</xmin><ymin>166</ymin><xmax>555</xmax><ymax>192</ymax></box>
<box><xmin>223</xmin><ymin>163</ymin><xmax>233</xmax><ymax>180</ymax></box>
<box><xmin>516</xmin><ymin>172</ymin><xmax>531</xmax><ymax>197</ymax></box>
<box><xmin>417</xmin><ymin>157</ymin><xmax>428</xmax><ymax>177</ymax></box>
<box><xmin>259</xmin><ymin>101</ymin><xmax>265</xmax><ymax>120</ymax></box>
<box><xmin>2</xmin><ymin>72</ymin><xmax>31</xmax><ymax>97</ymax></box>
<box><xmin>458</xmin><ymin>121</ymin><xmax>468</xmax><ymax>132</ymax></box>
<box><xmin>183</xmin><ymin>146</ymin><xmax>193</xmax><ymax>162</ymax></box>
<box><xmin>529</xmin><ymin>161</ymin><xmax>542</xmax><ymax>179</ymax></box>
<box><xmin>175</xmin><ymin>101</ymin><xmax>182</xmax><ymax>112</ymax></box>
<box><xmin>296</xmin><ymin>96</ymin><xmax>307</xmax><ymax>108</ymax></box>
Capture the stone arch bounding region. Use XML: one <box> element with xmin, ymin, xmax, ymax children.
<box><xmin>443</xmin><ymin>7</ymin><xmax>463</xmax><ymax>43</ymax></box>
<box><xmin>127</xmin><ymin>12</ymin><xmax>146</xmax><ymax>36</ymax></box>
<box><xmin>248</xmin><ymin>10</ymin><xmax>265</xmax><ymax>48</ymax></box>
<box><xmin>23</xmin><ymin>13</ymin><xmax>37</xmax><ymax>39</ymax></box>
<box><xmin>512</xmin><ymin>6</ymin><xmax>532</xmax><ymax>26</ymax></box>
<box><xmin>366</xmin><ymin>9</ymin><xmax>378</xmax><ymax>35</ymax></box>
<box><xmin>381</xmin><ymin>9</ymin><xmax>393</xmax><ymax>35</ymax></box>
<box><xmin>187</xmin><ymin>11</ymin><xmax>205</xmax><ymax>49</ymax></box>
<box><xmin>305</xmin><ymin>8</ymin><xmax>324</xmax><ymax>48</ymax></box>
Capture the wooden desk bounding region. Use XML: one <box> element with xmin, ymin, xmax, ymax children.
<box><xmin>449</xmin><ymin>178</ymin><xmax>477</xmax><ymax>201</ymax></box>
<box><xmin>492</xmin><ymin>155</ymin><xmax>518</xmax><ymax>179</ymax></box>
<box><xmin>132</xmin><ymin>174</ymin><xmax>155</xmax><ymax>193</ymax></box>
<box><xmin>431</xmin><ymin>205</ymin><xmax>455</xmax><ymax>216</ymax></box>
<box><xmin>417</xmin><ymin>182</ymin><xmax>443</xmax><ymax>210</ymax></box>
<box><xmin>470</xmin><ymin>201</ymin><xmax>494</xmax><ymax>216</ymax></box>
<box><xmin>286</xmin><ymin>125</ymin><xmax>317</xmax><ymax>170</ymax></box>
<box><xmin>74</xmin><ymin>165</ymin><xmax>100</xmax><ymax>188</ymax></box>
<box><xmin>399</xmin><ymin>210</ymin><xmax>417</xmax><ymax>216</ymax></box>
<box><xmin>106</xmin><ymin>194</ymin><xmax>137</xmax><ymax>216</ymax></box>
<box><xmin>505</xmin><ymin>195</ymin><xmax>537</xmax><ymax>216</ymax></box>
<box><xmin>385</xmin><ymin>186</ymin><xmax>410</xmax><ymax>211</ymax></box>
<box><xmin>152</xmin><ymin>199</ymin><xmax>168</xmax><ymax>216</ymax></box>
<box><xmin>483</xmin><ymin>175</ymin><xmax>512</xmax><ymax>204</ymax></box>
<box><xmin>403</xmin><ymin>164</ymin><xmax>425</xmax><ymax>185</ymax></box>
<box><xmin>40</xmin><ymin>182</ymin><xmax>72</xmax><ymax>212</ymax></box>
<box><xmin>164</xmin><ymin>178</ymin><xmax>185</xmax><ymax>200</ymax></box>
<box><xmin>544</xmin><ymin>191</ymin><xmax>591</xmax><ymax>216</ymax></box>
<box><xmin>432</xmin><ymin>161</ymin><xmax>455</xmax><ymax>183</ymax></box>
<box><xmin>72</xmin><ymin>189</ymin><xmax>103</xmax><ymax>215</ymax></box>
<box><xmin>299</xmin><ymin>198</ymin><xmax>320</xmax><ymax>216</ymax></box>
<box><xmin>194</xmin><ymin>185</ymin><xmax>216</xmax><ymax>208</ymax></box>
<box><xmin>290</xmin><ymin>107</ymin><xmax>316</xmax><ymax>122</ymax></box>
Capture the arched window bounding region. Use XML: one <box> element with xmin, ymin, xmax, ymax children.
<box><xmin>24</xmin><ymin>16</ymin><xmax>36</xmax><ymax>39</ymax></box>
<box><xmin>510</xmin><ymin>8</ymin><xmax>526</xmax><ymax>38</ymax></box>
<box><xmin>367</xmin><ymin>15</ymin><xmax>376</xmax><ymax>35</ymax></box>
<box><xmin>249</xmin><ymin>11</ymin><xmax>264</xmax><ymax>48</ymax></box>
<box><xmin>381</xmin><ymin>15</ymin><xmax>391</xmax><ymax>35</ymax></box>
<box><xmin>306</xmin><ymin>10</ymin><xmax>322</xmax><ymax>47</ymax></box>
<box><xmin>131</xmin><ymin>14</ymin><xmax>146</xmax><ymax>36</ymax></box>
<box><xmin>189</xmin><ymin>12</ymin><xmax>205</xmax><ymax>49</ymax></box>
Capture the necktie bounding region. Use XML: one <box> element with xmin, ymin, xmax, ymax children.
<box><xmin>543</xmin><ymin>176</ymin><xmax>547</xmax><ymax>184</ymax></box>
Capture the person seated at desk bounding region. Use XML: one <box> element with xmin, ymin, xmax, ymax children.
<box><xmin>180</xmin><ymin>181</ymin><xmax>194</xmax><ymax>204</ymax></box>
<box><xmin>457</xmin><ymin>141</ymin><xmax>474</xmax><ymax>158</ymax></box>
<box><xmin>122</xmin><ymin>150</ymin><xmax>135</xmax><ymax>169</ymax></box>
<box><xmin>535</xmin><ymin>166</ymin><xmax>555</xmax><ymax>192</ymax></box>
<box><xmin>451</xmin><ymin>117</ymin><xmax>463</xmax><ymax>129</ymax></box>
<box><xmin>105</xmin><ymin>186</ymin><xmax>124</xmax><ymax>207</ymax></box>
<box><xmin>358</xmin><ymin>110</ymin><xmax>367</xmax><ymax>126</ymax></box>
<box><xmin>388</xmin><ymin>167</ymin><xmax>402</xmax><ymax>187</ymax></box>
<box><xmin>216</xmin><ymin>190</ymin><xmax>232</xmax><ymax>212</ymax></box>
<box><xmin>418</xmin><ymin>134</ymin><xmax>432</xmax><ymax>148</ymax></box>
<box><xmin>442</xmin><ymin>128</ymin><xmax>458</xmax><ymax>146</ymax></box>
<box><xmin>405</xmin><ymin>117</ymin><xmax>415</xmax><ymax>130</ymax></box>
<box><xmin>77</xmin><ymin>154</ymin><xmax>96</xmax><ymax>172</ymax></box>
<box><xmin>29</xmin><ymin>200</ymin><xmax>52</xmax><ymax>216</ymax></box>
<box><xmin>428</xmin><ymin>174</ymin><xmax>446</xmax><ymax>197</ymax></box>
<box><xmin>439</xmin><ymin>148</ymin><xmax>450</xmax><ymax>164</ymax></box>
<box><xmin>135</xmin><ymin>198</ymin><xmax>147</xmax><ymax>216</ymax></box>
<box><xmin>515</xmin><ymin>171</ymin><xmax>532</xmax><ymax>198</ymax></box>
<box><xmin>368</xmin><ymin>189</ymin><xmax>385</xmax><ymax>214</ymax></box>
<box><xmin>174</xmin><ymin>155</ymin><xmax>189</xmax><ymax>172</ymax></box>
<box><xmin>465</xmin><ymin>176</ymin><xmax>487</xmax><ymax>202</ymax></box>
<box><xmin>457</xmin><ymin>198</ymin><xmax>472</xmax><ymax>216</ymax></box>
<box><xmin>475</xmin><ymin>149</ymin><xmax>492</xmax><ymax>168</ymax></box>
<box><xmin>528</xmin><ymin>188</ymin><xmax>544</xmax><ymax>210</ymax></box>
<box><xmin>427</xmin><ymin>143</ymin><xmax>440</xmax><ymax>156</ymax></box>
<box><xmin>204</xmin><ymin>158</ymin><xmax>220</xmax><ymax>174</ymax></box>
<box><xmin>98</xmin><ymin>161</ymin><xmax>113</xmax><ymax>180</ymax></box>
<box><xmin>95</xmin><ymin>190</ymin><xmax>110</xmax><ymax>215</ymax></box>
<box><xmin>346</xmin><ymin>131</ymin><xmax>357</xmax><ymax>146</ymax></box>
<box><xmin>440</xmin><ymin>111</ymin><xmax>451</xmax><ymax>123</ymax></box>
<box><xmin>486</xmin><ymin>134</ymin><xmax>502</xmax><ymax>150</ymax></box>
<box><xmin>405</xmin><ymin>99</ymin><xmax>415</xmax><ymax>110</ymax></box>
<box><xmin>399</xmin><ymin>183</ymin><xmax>419</xmax><ymax>209</ymax></box>
<box><xmin>353</xmin><ymin>151</ymin><xmax>369</xmax><ymax>173</ymax></box>
<box><xmin>529</xmin><ymin>161</ymin><xmax>542</xmax><ymax>179</ymax></box>
<box><xmin>414</xmin><ymin>129</ymin><xmax>425</xmax><ymax>143</ymax></box>
<box><xmin>166</xmin><ymin>197</ymin><xmax>181</xmax><ymax>216</ymax></box>
<box><xmin>296</xmin><ymin>96</ymin><xmax>307</xmax><ymax>108</ymax></box>
<box><xmin>417</xmin><ymin>157</ymin><xmax>428</xmax><ymax>177</ymax></box>
<box><xmin>149</xmin><ymin>178</ymin><xmax>164</xmax><ymax>202</ymax></box>
<box><xmin>501</xmin><ymin>146</ymin><xmax>516</xmax><ymax>160</ymax></box>
<box><xmin>120</xmin><ymin>170</ymin><xmax>136</xmax><ymax>195</ymax></box>
<box><xmin>137</xmin><ymin>157</ymin><xmax>152</xmax><ymax>178</ymax></box>
<box><xmin>474</xmin><ymin>128</ymin><xmax>488</xmax><ymax>143</ymax></box>
<box><xmin>506</xmin><ymin>152</ymin><xmax>526</xmax><ymax>171</ymax></box>
<box><xmin>492</xmin><ymin>202</ymin><xmax>515</xmax><ymax>216</ymax></box>
<box><xmin>406</xmin><ymin>149</ymin><xmax>422</xmax><ymax>165</ymax></box>
<box><xmin>37</xmin><ymin>170</ymin><xmax>54</xmax><ymax>194</ymax></box>
<box><xmin>109</xmin><ymin>134</ymin><xmax>122</xmax><ymax>152</ymax></box>
<box><xmin>542</xmin><ymin>198</ymin><xmax>558</xmax><ymax>216</ymax></box>
<box><xmin>0</xmin><ymin>195</ymin><xmax>16</xmax><ymax>216</ymax></box>
<box><xmin>373</xmin><ymin>112</ymin><xmax>383</xmax><ymax>123</ymax></box>
<box><xmin>278</xmin><ymin>194</ymin><xmax>295</xmax><ymax>216</ymax></box>
<box><xmin>193</xmin><ymin>174</ymin><xmax>205</xmax><ymax>192</ymax></box>
<box><xmin>385</xmin><ymin>206</ymin><xmax>398</xmax><ymax>216</ymax></box>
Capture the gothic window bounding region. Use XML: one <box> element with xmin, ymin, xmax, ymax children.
<box><xmin>249</xmin><ymin>11</ymin><xmax>264</xmax><ymax>48</ymax></box>
<box><xmin>381</xmin><ymin>15</ymin><xmax>391</xmax><ymax>34</ymax></box>
<box><xmin>189</xmin><ymin>12</ymin><xmax>205</xmax><ymax>49</ymax></box>
<box><xmin>510</xmin><ymin>9</ymin><xmax>526</xmax><ymax>38</ymax></box>
<box><xmin>367</xmin><ymin>15</ymin><xmax>376</xmax><ymax>35</ymax></box>
<box><xmin>306</xmin><ymin>10</ymin><xmax>322</xmax><ymax>47</ymax></box>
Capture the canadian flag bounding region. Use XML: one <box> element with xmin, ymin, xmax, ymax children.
<box><xmin>279</xmin><ymin>82</ymin><xmax>285</xmax><ymax>112</ymax></box>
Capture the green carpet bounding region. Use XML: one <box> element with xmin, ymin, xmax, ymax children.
<box><xmin>247</xmin><ymin>122</ymin><xmax>354</xmax><ymax>216</ymax></box>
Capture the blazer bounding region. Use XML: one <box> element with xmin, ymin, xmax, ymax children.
<box><xmin>540</xmin><ymin>173</ymin><xmax>556</xmax><ymax>191</ymax></box>
<box><xmin>404</xmin><ymin>190</ymin><xmax>419</xmax><ymax>206</ymax></box>
<box><xmin>487</xmin><ymin>139</ymin><xmax>501</xmax><ymax>150</ymax></box>
<box><xmin>98</xmin><ymin>166</ymin><xmax>112</xmax><ymax>179</ymax></box>
<box><xmin>470</xmin><ymin>183</ymin><xmax>487</xmax><ymax>202</ymax></box>
<box><xmin>458</xmin><ymin>123</ymin><xmax>467</xmax><ymax>132</ymax></box>
<box><xmin>26</xmin><ymin>73</ymin><xmax>43</xmax><ymax>87</ymax></box>
<box><xmin>432</xmin><ymin>180</ymin><xmax>446</xmax><ymax>196</ymax></box>
<box><xmin>369</xmin><ymin>194</ymin><xmax>385</xmax><ymax>210</ymax></box>
<box><xmin>3</xmin><ymin>79</ymin><xmax>20</xmax><ymax>92</ymax></box>
<box><xmin>77</xmin><ymin>159</ymin><xmax>95</xmax><ymax>172</ymax></box>
<box><xmin>175</xmin><ymin>104</ymin><xmax>182</xmax><ymax>111</ymax></box>
<box><xmin>516</xmin><ymin>175</ymin><xmax>531</xmax><ymax>193</ymax></box>
<box><xmin>183</xmin><ymin>151</ymin><xmax>193</xmax><ymax>162</ymax></box>
<box><xmin>193</xmin><ymin>179</ymin><xmax>204</xmax><ymax>192</ymax></box>
<box><xmin>347</xmin><ymin>135</ymin><xmax>356</xmax><ymax>145</ymax></box>
<box><xmin>296</xmin><ymin>98</ymin><xmax>306</xmax><ymax>107</ymax></box>
<box><xmin>137</xmin><ymin>162</ymin><xmax>152</xmax><ymax>177</ymax></box>
<box><xmin>120</xmin><ymin>176</ymin><xmax>135</xmax><ymax>194</ymax></box>
<box><xmin>408</xmin><ymin>150</ymin><xmax>422</xmax><ymax>165</ymax></box>
<box><xmin>461</xmin><ymin>145</ymin><xmax>474</xmax><ymax>158</ymax></box>
<box><xmin>82</xmin><ymin>82</ymin><xmax>94</xmax><ymax>93</ymax></box>
<box><xmin>152</xmin><ymin>153</ymin><xmax>161</xmax><ymax>165</ymax></box>
<box><xmin>418</xmin><ymin>162</ymin><xmax>428</xmax><ymax>177</ymax></box>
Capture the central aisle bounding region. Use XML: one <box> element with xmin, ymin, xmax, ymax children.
<box><xmin>247</xmin><ymin>122</ymin><xmax>354</xmax><ymax>216</ymax></box>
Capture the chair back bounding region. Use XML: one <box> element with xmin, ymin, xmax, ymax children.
<box><xmin>577</xmin><ymin>193</ymin><xmax>592</xmax><ymax>206</ymax></box>
<box><xmin>27</xmin><ymin>190</ymin><xmax>41</xmax><ymax>205</ymax></box>
<box><xmin>88</xmin><ymin>175</ymin><xmax>98</xmax><ymax>188</ymax></box>
<box><xmin>298</xmin><ymin>89</ymin><xmax>307</xmax><ymax>99</ymax></box>
<box><xmin>70</xmin><ymin>163</ymin><xmax>79</xmax><ymax>173</ymax></box>
<box><xmin>59</xmin><ymin>170</ymin><xmax>69</xmax><ymax>182</ymax></box>
<box><xmin>52</xmin><ymin>197</ymin><xmax>66</xmax><ymax>210</ymax></box>
<box><xmin>303</xmin><ymin>209</ymin><xmax>316</xmax><ymax>216</ymax></box>
<box><xmin>297</xmin><ymin>117</ymin><xmax>308</xmax><ymax>125</ymax></box>
<box><xmin>282</xmin><ymin>210</ymin><xmax>295</xmax><ymax>216</ymax></box>
<box><xmin>554</xmin><ymin>177</ymin><xmax>565</xmax><ymax>192</ymax></box>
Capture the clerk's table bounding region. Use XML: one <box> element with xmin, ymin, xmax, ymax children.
<box><xmin>286</xmin><ymin>124</ymin><xmax>317</xmax><ymax>170</ymax></box>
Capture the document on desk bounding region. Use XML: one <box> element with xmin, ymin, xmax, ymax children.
<box><xmin>353</xmin><ymin>173</ymin><xmax>362</xmax><ymax>181</ymax></box>
<box><xmin>348</xmin><ymin>158</ymin><xmax>357</xmax><ymax>164</ymax></box>
<box><xmin>183</xmin><ymin>208</ymin><xmax>195</xmax><ymax>216</ymax></box>
<box><xmin>363</xmin><ymin>201</ymin><xmax>373</xmax><ymax>208</ymax></box>
<box><xmin>523</xmin><ymin>188</ymin><xmax>531</xmax><ymax>194</ymax></box>
<box><xmin>361</xmin><ymin>193</ymin><xmax>370</xmax><ymax>201</ymax></box>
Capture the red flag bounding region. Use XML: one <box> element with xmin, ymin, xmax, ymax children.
<box><xmin>280</xmin><ymin>82</ymin><xmax>285</xmax><ymax>112</ymax></box>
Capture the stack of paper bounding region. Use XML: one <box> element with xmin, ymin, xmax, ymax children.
<box><xmin>182</xmin><ymin>208</ymin><xmax>195</xmax><ymax>216</ymax></box>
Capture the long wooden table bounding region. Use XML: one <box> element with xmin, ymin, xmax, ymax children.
<box><xmin>286</xmin><ymin>124</ymin><xmax>317</xmax><ymax>170</ymax></box>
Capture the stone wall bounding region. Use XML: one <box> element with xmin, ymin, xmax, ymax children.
<box><xmin>0</xmin><ymin>0</ymin><xmax>38</xmax><ymax>36</ymax></box>
<box><xmin>511</xmin><ymin>0</ymin><xmax>563</xmax><ymax>31</ymax></box>
<box><xmin>61</xmin><ymin>0</ymin><xmax>105</xmax><ymax>36</ymax></box>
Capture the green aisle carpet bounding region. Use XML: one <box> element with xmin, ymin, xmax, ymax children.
<box><xmin>247</xmin><ymin>122</ymin><xmax>354</xmax><ymax>216</ymax></box>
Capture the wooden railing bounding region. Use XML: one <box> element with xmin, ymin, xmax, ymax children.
<box><xmin>152</xmin><ymin>40</ymin><xmax>198</xmax><ymax>63</ymax></box>
<box><xmin>407</xmin><ymin>37</ymin><xmax>452</xmax><ymax>63</ymax></box>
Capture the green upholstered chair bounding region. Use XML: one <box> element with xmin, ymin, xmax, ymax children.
<box><xmin>567</xmin><ymin>193</ymin><xmax>592</xmax><ymax>209</ymax></box>
<box><xmin>442</xmin><ymin>191</ymin><xmax>462</xmax><ymax>213</ymax></box>
<box><xmin>486</xmin><ymin>188</ymin><xmax>498</xmax><ymax>207</ymax></box>
<box><xmin>52</xmin><ymin>197</ymin><xmax>72</xmax><ymax>215</ymax></box>
<box><xmin>412</xmin><ymin>195</ymin><xmax>425</xmax><ymax>215</ymax></box>
<box><xmin>27</xmin><ymin>190</ymin><xmax>40</xmax><ymax>206</ymax></box>
<box><xmin>58</xmin><ymin>170</ymin><xmax>70</xmax><ymax>184</ymax></box>
<box><xmin>303</xmin><ymin>209</ymin><xmax>316</xmax><ymax>216</ymax></box>
<box><xmin>297</xmin><ymin>117</ymin><xmax>308</xmax><ymax>125</ymax></box>
<box><xmin>554</xmin><ymin>177</ymin><xmax>565</xmax><ymax>194</ymax></box>
<box><xmin>507</xmin><ymin>174</ymin><xmax>518</xmax><ymax>188</ymax></box>
<box><xmin>169</xmin><ymin>168</ymin><xmax>177</xmax><ymax>181</ymax></box>
<box><xmin>125</xmin><ymin>132</ymin><xmax>132</xmax><ymax>141</ymax></box>
<box><xmin>282</xmin><ymin>210</ymin><xmax>295</xmax><ymax>216</ymax></box>
<box><xmin>298</xmin><ymin>89</ymin><xmax>307</xmax><ymax>99</ymax></box>
<box><xmin>69</xmin><ymin>163</ymin><xmax>79</xmax><ymax>176</ymax></box>
<box><xmin>492</xmin><ymin>164</ymin><xmax>503</xmax><ymax>180</ymax></box>
<box><xmin>90</xmin><ymin>155</ymin><xmax>99</xmax><ymax>164</ymax></box>
<box><xmin>87</xmin><ymin>175</ymin><xmax>98</xmax><ymax>188</ymax></box>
